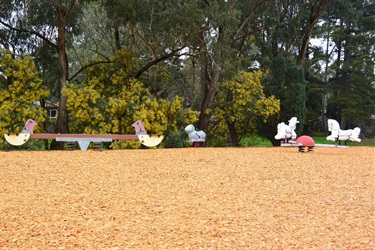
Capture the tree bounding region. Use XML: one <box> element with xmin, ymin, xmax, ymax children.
<box><xmin>261</xmin><ymin>54</ymin><xmax>307</xmax><ymax>145</ymax></box>
<box><xmin>252</xmin><ymin>0</ymin><xmax>329</xmax><ymax>143</ymax></box>
<box><xmin>0</xmin><ymin>49</ymin><xmax>49</xmax><ymax>148</ymax></box>
<box><xmin>309</xmin><ymin>0</ymin><xmax>375</xmax><ymax>134</ymax></box>
<box><xmin>101</xmin><ymin>0</ymin><xmax>276</xmax><ymax>139</ymax></box>
<box><xmin>100</xmin><ymin>0</ymin><xmax>197</xmax><ymax>91</ymax></box>
<box><xmin>195</xmin><ymin>0</ymin><xmax>270</xmax><ymax>136</ymax></box>
<box><xmin>0</xmin><ymin>0</ymin><xmax>85</xmax><ymax>149</ymax></box>
<box><xmin>212</xmin><ymin>70</ymin><xmax>280</xmax><ymax>146</ymax></box>
<box><xmin>64</xmin><ymin>50</ymin><xmax>199</xmax><ymax>148</ymax></box>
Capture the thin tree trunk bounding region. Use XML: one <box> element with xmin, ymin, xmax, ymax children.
<box><xmin>322</xmin><ymin>31</ymin><xmax>330</xmax><ymax>132</ymax></box>
<box><xmin>114</xmin><ymin>24</ymin><xmax>121</xmax><ymax>51</ymax></box>
<box><xmin>197</xmin><ymin>30</ymin><xmax>210</xmax><ymax>133</ymax></box>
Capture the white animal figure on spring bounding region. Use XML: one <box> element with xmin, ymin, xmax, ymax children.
<box><xmin>185</xmin><ymin>124</ymin><xmax>206</xmax><ymax>142</ymax></box>
<box><xmin>326</xmin><ymin>119</ymin><xmax>361</xmax><ymax>143</ymax></box>
<box><xmin>275</xmin><ymin>117</ymin><xmax>299</xmax><ymax>141</ymax></box>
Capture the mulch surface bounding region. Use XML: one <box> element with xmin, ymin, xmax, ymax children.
<box><xmin>0</xmin><ymin>147</ymin><xmax>374</xmax><ymax>249</ymax></box>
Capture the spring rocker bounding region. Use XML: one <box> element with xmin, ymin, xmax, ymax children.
<box><xmin>276</xmin><ymin>117</ymin><xmax>361</xmax><ymax>152</ymax></box>
<box><xmin>4</xmin><ymin>119</ymin><xmax>164</xmax><ymax>150</ymax></box>
<box><xmin>274</xmin><ymin>117</ymin><xmax>311</xmax><ymax>152</ymax></box>
<box><xmin>275</xmin><ymin>117</ymin><xmax>299</xmax><ymax>142</ymax></box>
<box><xmin>185</xmin><ymin>124</ymin><xmax>206</xmax><ymax>147</ymax></box>
<box><xmin>326</xmin><ymin>119</ymin><xmax>361</xmax><ymax>144</ymax></box>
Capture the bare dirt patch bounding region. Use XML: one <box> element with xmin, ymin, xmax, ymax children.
<box><xmin>0</xmin><ymin>147</ymin><xmax>374</xmax><ymax>249</ymax></box>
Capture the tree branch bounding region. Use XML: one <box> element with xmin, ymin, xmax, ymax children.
<box><xmin>135</xmin><ymin>47</ymin><xmax>186</xmax><ymax>78</ymax></box>
<box><xmin>69</xmin><ymin>59</ymin><xmax>113</xmax><ymax>81</ymax></box>
<box><xmin>0</xmin><ymin>19</ymin><xmax>57</xmax><ymax>48</ymax></box>
<box><xmin>66</xmin><ymin>0</ymin><xmax>78</xmax><ymax>14</ymax></box>
<box><xmin>233</xmin><ymin>0</ymin><xmax>267</xmax><ymax>41</ymax></box>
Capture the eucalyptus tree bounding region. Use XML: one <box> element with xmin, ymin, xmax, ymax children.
<box><xmin>100</xmin><ymin>0</ymin><xmax>278</xmax><ymax>137</ymax></box>
<box><xmin>0</xmin><ymin>0</ymin><xmax>88</xmax><ymax>149</ymax></box>
<box><xmin>99</xmin><ymin>0</ymin><xmax>200</xmax><ymax>93</ymax></box>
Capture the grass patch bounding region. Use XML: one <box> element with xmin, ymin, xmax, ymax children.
<box><xmin>240</xmin><ymin>136</ymin><xmax>273</xmax><ymax>147</ymax></box>
<box><xmin>312</xmin><ymin>136</ymin><xmax>375</xmax><ymax>147</ymax></box>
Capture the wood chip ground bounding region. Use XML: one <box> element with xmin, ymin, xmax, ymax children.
<box><xmin>0</xmin><ymin>147</ymin><xmax>374</xmax><ymax>249</ymax></box>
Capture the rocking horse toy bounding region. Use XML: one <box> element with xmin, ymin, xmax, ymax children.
<box><xmin>326</xmin><ymin>119</ymin><xmax>361</xmax><ymax>143</ymax></box>
<box><xmin>275</xmin><ymin>117</ymin><xmax>299</xmax><ymax>142</ymax></box>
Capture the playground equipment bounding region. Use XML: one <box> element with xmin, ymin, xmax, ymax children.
<box><xmin>326</xmin><ymin>119</ymin><xmax>361</xmax><ymax>143</ymax></box>
<box><xmin>3</xmin><ymin>118</ymin><xmax>37</xmax><ymax>146</ymax></box>
<box><xmin>4</xmin><ymin>119</ymin><xmax>163</xmax><ymax>150</ymax></box>
<box><xmin>185</xmin><ymin>124</ymin><xmax>206</xmax><ymax>147</ymax></box>
<box><xmin>275</xmin><ymin>117</ymin><xmax>299</xmax><ymax>142</ymax></box>
<box><xmin>280</xmin><ymin>134</ymin><xmax>316</xmax><ymax>152</ymax></box>
<box><xmin>279</xmin><ymin>118</ymin><xmax>361</xmax><ymax>152</ymax></box>
<box><xmin>296</xmin><ymin>135</ymin><xmax>315</xmax><ymax>152</ymax></box>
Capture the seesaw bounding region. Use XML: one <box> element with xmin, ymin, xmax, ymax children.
<box><xmin>276</xmin><ymin>117</ymin><xmax>361</xmax><ymax>152</ymax></box>
<box><xmin>4</xmin><ymin>119</ymin><xmax>164</xmax><ymax>150</ymax></box>
<box><xmin>280</xmin><ymin>135</ymin><xmax>351</xmax><ymax>152</ymax></box>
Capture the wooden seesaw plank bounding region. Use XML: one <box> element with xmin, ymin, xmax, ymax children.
<box><xmin>30</xmin><ymin>133</ymin><xmax>139</xmax><ymax>140</ymax></box>
<box><xmin>27</xmin><ymin>133</ymin><xmax>163</xmax><ymax>149</ymax></box>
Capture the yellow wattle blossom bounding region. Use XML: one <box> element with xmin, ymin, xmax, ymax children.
<box><xmin>212</xmin><ymin>70</ymin><xmax>280</xmax><ymax>145</ymax></box>
<box><xmin>0</xmin><ymin>49</ymin><xmax>49</xmax><ymax>148</ymax></box>
<box><xmin>63</xmin><ymin>49</ymin><xmax>199</xmax><ymax>148</ymax></box>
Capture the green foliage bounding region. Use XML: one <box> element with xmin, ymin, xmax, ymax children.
<box><xmin>309</xmin><ymin>0</ymin><xmax>375</xmax><ymax>133</ymax></box>
<box><xmin>64</xmin><ymin>50</ymin><xmax>199</xmax><ymax>148</ymax></box>
<box><xmin>263</xmin><ymin>54</ymin><xmax>307</xmax><ymax>135</ymax></box>
<box><xmin>211</xmin><ymin>70</ymin><xmax>280</xmax><ymax>146</ymax></box>
<box><xmin>162</xmin><ymin>130</ymin><xmax>187</xmax><ymax>148</ymax></box>
<box><xmin>326</xmin><ymin>23</ymin><xmax>375</xmax><ymax>128</ymax></box>
<box><xmin>0</xmin><ymin>49</ymin><xmax>49</xmax><ymax>148</ymax></box>
<box><xmin>304</xmin><ymin>80</ymin><xmax>325</xmax><ymax>133</ymax></box>
<box><xmin>283</xmin><ymin>63</ymin><xmax>307</xmax><ymax>133</ymax></box>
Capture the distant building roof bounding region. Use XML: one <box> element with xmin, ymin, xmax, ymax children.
<box><xmin>45</xmin><ymin>101</ymin><xmax>58</xmax><ymax>109</ymax></box>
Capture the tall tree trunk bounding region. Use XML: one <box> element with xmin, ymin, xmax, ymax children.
<box><xmin>50</xmin><ymin>1</ymin><xmax>75</xmax><ymax>149</ymax></box>
<box><xmin>198</xmin><ymin>62</ymin><xmax>220</xmax><ymax>135</ymax></box>
<box><xmin>322</xmin><ymin>31</ymin><xmax>331</xmax><ymax>132</ymax></box>
<box><xmin>197</xmin><ymin>27</ymin><xmax>222</xmax><ymax>137</ymax></box>
<box><xmin>197</xmin><ymin>30</ymin><xmax>211</xmax><ymax>133</ymax></box>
